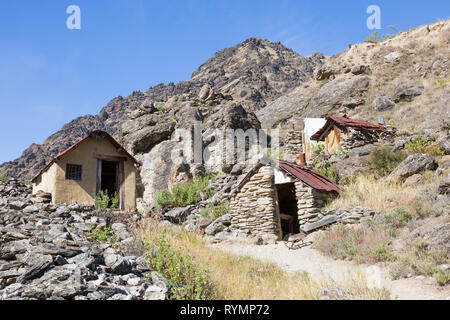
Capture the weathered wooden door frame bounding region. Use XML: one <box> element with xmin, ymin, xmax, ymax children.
<box><xmin>95</xmin><ymin>155</ymin><xmax>126</xmax><ymax>211</ymax></box>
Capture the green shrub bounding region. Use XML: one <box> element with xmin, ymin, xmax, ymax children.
<box><xmin>369</xmin><ymin>240</ymin><xmax>396</xmax><ymax>263</ymax></box>
<box><xmin>95</xmin><ymin>191</ymin><xmax>119</xmax><ymax>210</ymax></box>
<box><xmin>0</xmin><ymin>173</ymin><xmax>7</xmax><ymax>183</ymax></box>
<box><xmin>369</xmin><ymin>207</ymin><xmax>412</xmax><ymax>237</ymax></box>
<box><xmin>405</xmin><ymin>136</ymin><xmax>431</xmax><ymax>153</ymax></box>
<box><xmin>309</xmin><ymin>142</ymin><xmax>325</xmax><ymax>153</ymax></box>
<box><xmin>410</xmin><ymin>241</ymin><xmax>448</xmax><ymax>276</ymax></box>
<box><xmin>144</xmin><ymin>236</ymin><xmax>212</xmax><ymax>300</ymax></box>
<box><xmin>156</xmin><ymin>175</ymin><xmax>217</xmax><ymax>208</ymax></box>
<box><xmin>200</xmin><ymin>203</ymin><xmax>229</xmax><ymax>220</ymax></box>
<box><xmin>329</xmin><ymin>147</ymin><xmax>348</xmax><ymax>157</ymax></box>
<box><xmin>403</xmin><ymin>136</ymin><xmax>444</xmax><ymax>156</ymax></box>
<box><xmin>315</xmin><ymin>165</ymin><xmax>337</xmax><ymax>182</ymax></box>
<box><xmin>434</xmin><ymin>269</ymin><xmax>450</xmax><ymax>286</ymax></box>
<box><xmin>367</xmin><ymin>146</ymin><xmax>407</xmax><ymax>176</ymax></box>
<box><xmin>88</xmin><ymin>226</ymin><xmax>116</xmax><ymax>244</ymax></box>
<box><xmin>155</xmin><ymin>103</ymin><xmax>166</xmax><ymax>113</ymax></box>
<box><xmin>110</xmin><ymin>193</ymin><xmax>120</xmax><ymax>210</ymax></box>
<box><xmin>366</xmin><ymin>27</ymin><xmax>398</xmax><ymax>42</ymax></box>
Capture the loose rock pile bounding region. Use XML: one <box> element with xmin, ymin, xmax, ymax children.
<box><xmin>340</xmin><ymin>127</ymin><xmax>396</xmax><ymax>152</ymax></box>
<box><xmin>0</xmin><ymin>179</ymin><xmax>168</xmax><ymax>300</ymax></box>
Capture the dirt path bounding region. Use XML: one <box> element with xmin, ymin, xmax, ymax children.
<box><xmin>214</xmin><ymin>240</ymin><xmax>450</xmax><ymax>300</ymax></box>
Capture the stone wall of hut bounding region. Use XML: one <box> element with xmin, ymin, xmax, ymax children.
<box><xmin>295</xmin><ymin>181</ymin><xmax>332</xmax><ymax>226</ymax></box>
<box><xmin>230</xmin><ymin>166</ymin><xmax>338</xmax><ymax>238</ymax></box>
<box><xmin>229</xmin><ymin>166</ymin><xmax>281</xmax><ymax>239</ymax></box>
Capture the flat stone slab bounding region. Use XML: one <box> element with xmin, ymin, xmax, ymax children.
<box><xmin>301</xmin><ymin>215</ymin><xmax>338</xmax><ymax>233</ymax></box>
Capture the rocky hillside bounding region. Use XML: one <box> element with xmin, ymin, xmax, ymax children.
<box><xmin>0</xmin><ymin>38</ymin><xmax>323</xmax><ymax>181</ymax></box>
<box><xmin>257</xmin><ymin>20</ymin><xmax>450</xmax><ymax>137</ymax></box>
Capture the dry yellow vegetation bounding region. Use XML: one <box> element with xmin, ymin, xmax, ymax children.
<box><xmin>133</xmin><ymin>219</ymin><xmax>390</xmax><ymax>300</ymax></box>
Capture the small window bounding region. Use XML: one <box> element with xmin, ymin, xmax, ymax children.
<box><xmin>66</xmin><ymin>164</ymin><xmax>82</xmax><ymax>181</ymax></box>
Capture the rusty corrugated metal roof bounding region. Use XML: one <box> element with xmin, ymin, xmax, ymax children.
<box><xmin>310</xmin><ymin>115</ymin><xmax>384</xmax><ymax>141</ymax></box>
<box><xmin>32</xmin><ymin>130</ymin><xmax>141</xmax><ymax>182</ymax></box>
<box><xmin>276</xmin><ymin>159</ymin><xmax>340</xmax><ymax>193</ymax></box>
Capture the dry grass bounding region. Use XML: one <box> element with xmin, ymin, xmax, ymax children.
<box><xmin>325</xmin><ymin>174</ymin><xmax>419</xmax><ymax>212</ymax></box>
<box><xmin>134</xmin><ymin>219</ymin><xmax>389</xmax><ymax>300</ymax></box>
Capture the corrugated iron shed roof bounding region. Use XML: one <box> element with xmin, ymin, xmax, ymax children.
<box><xmin>276</xmin><ymin>160</ymin><xmax>340</xmax><ymax>193</ymax></box>
<box><xmin>310</xmin><ymin>115</ymin><xmax>384</xmax><ymax>141</ymax></box>
<box><xmin>32</xmin><ymin>130</ymin><xmax>141</xmax><ymax>182</ymax></box>
<box><xmin>236</xmin><ymin>160</ymin><xmax>339</xmax><ymax>193</ymax></box>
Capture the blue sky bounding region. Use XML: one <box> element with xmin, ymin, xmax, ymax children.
<box><xmin>0</xmin><ymin>0</ymin><xmax>448</xmax><ymax>163</ymax></box>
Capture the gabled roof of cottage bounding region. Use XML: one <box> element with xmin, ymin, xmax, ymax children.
<box><xmin>236</xmin><ymin>159</ymin><xmax>339</xmax><ymax>193</ymax></box>
<box><xmin>32</xmin><ymin>130</ymin><xmax>141</xmax><ymax>182</ymax></box>
<box><xmin>310</xmin><ymin>115</ymin><xmax>384</xmax><ymax>141</ymax></box>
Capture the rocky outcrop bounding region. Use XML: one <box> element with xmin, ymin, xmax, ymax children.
<box><xmin>257</xmin><ymin>20</ymin><xmax>450</xmax><ymax>137</ymax></box>
<box><xmin>393</xmin><ymin>86</ymin><xmax>424</xmax><ymax>102</ymax></box>
<box><xmin>387</xmin><ymin>153</ymin><xmax>438</xmax><ymax>182</ymax></box>
<box><xmin>257</xmin><ymin>74</ymin><xmax>371</xmax><ymax>128</ymax></box>
<box><xmin>0</xmin><ymin>179</ymin><xmax>168</xmax><ymax>300</ymax></box>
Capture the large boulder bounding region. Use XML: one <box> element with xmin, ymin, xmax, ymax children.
<box><xmin>437</xmin><ymin>135</ymin><xmax>450</xmax><ymax>155</ymax></box>
<box><xmin>372</xmin><ymin>96</ymin><xmax>395</xmax><ymax>111</ymax></box>
<box><xmin>139</xmin><ymin>140</ymin><xmax>187</xmax><ymax>208</ymax></box>
<box><xmin>387</xmin><ymin>153</ymin><xmax>438</xmax><ymax>182</ymax></box>
<box><xmin>394</xmin><ymin>86</ymin><xmax>424</xmax><ymax>102</ymax></box>
<box><xmin>204</xmin><ymin>214</ymin><xmax>231</xmax><ymax>236</ymax></box>
<box><xmin>104</xmin><ymin>254</ymin><xmax>133</xmax><ymax>275</ymax></box>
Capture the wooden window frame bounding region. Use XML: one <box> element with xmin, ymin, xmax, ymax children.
<box><xmin>66</xmin><ymin>164</ymin><xmax>83</xmax><ymax>181</ymax></box>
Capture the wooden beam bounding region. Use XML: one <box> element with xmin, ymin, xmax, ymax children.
<box><xmin>119</xmin><ymin>161</ymin><xmax>125</xmax><ymax>211</ymax></box>
<box><xmin>96</xmin><ymin>159</ymin><xmax>102</xmax><ymax>195</ymax></box>
<box><xmin>93</xmin><ymin>153</ymin><xmax>128</xmax><ymax>162</ymax></box>
<box><xmin>333</xmin><ymin>125</ymin><xmax>341</xmax><ymax>145</ymax></box>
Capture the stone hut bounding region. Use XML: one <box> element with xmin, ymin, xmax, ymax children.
<box><xmin>229</xmin><ymin>159</ymin><xmax>339</xmax><ymax>240</ymax></box>
<box><xmin>310</xmin><ymin>115</ymin><xmax>391</xmax><ymax>153</ymax></box>
<box><xmin>32</xmin><ymin>130</ymin><xmax>141</xmax><ymax>212</ymax></box>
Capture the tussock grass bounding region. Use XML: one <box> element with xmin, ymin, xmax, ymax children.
<box><xmin>314</xmin><ymin>224</ymin><xmax>395</xmax><ymax>264</ymax></box>
<box><xmin>325</xmin><ymin>174</ymin><xmax>418</xmax><ymax>212</ymax></box>
<box><xmin>135</xmin><ymin>219</ymin><xmax>389</xmax><ymax>300</ymax></box>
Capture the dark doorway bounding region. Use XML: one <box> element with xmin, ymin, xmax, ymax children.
<box><xmin>101</xmin><ymin>160</ymin><xmax>119</xmax><ymax>199</ymax></box>
<box><xmin>276</xmin><ymin>183</ymin><xmax>300</xmax><ymax>237</ymax></box>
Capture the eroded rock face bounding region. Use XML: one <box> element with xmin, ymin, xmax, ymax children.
<box><xmin>387</xmin><ymin>153</ymin><xmax>438</xmax><ymax>182</ymax></box>
<box><xmin>0</xmin><ymin>179</ymin><xmax>168</xmax><ymax>301</ymax></box>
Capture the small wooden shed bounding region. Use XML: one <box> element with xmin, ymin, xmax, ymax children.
<box><xmin>310</xmin><ymin>116</ymin><xmax>384</xmax><ymax>152</ymax></box>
